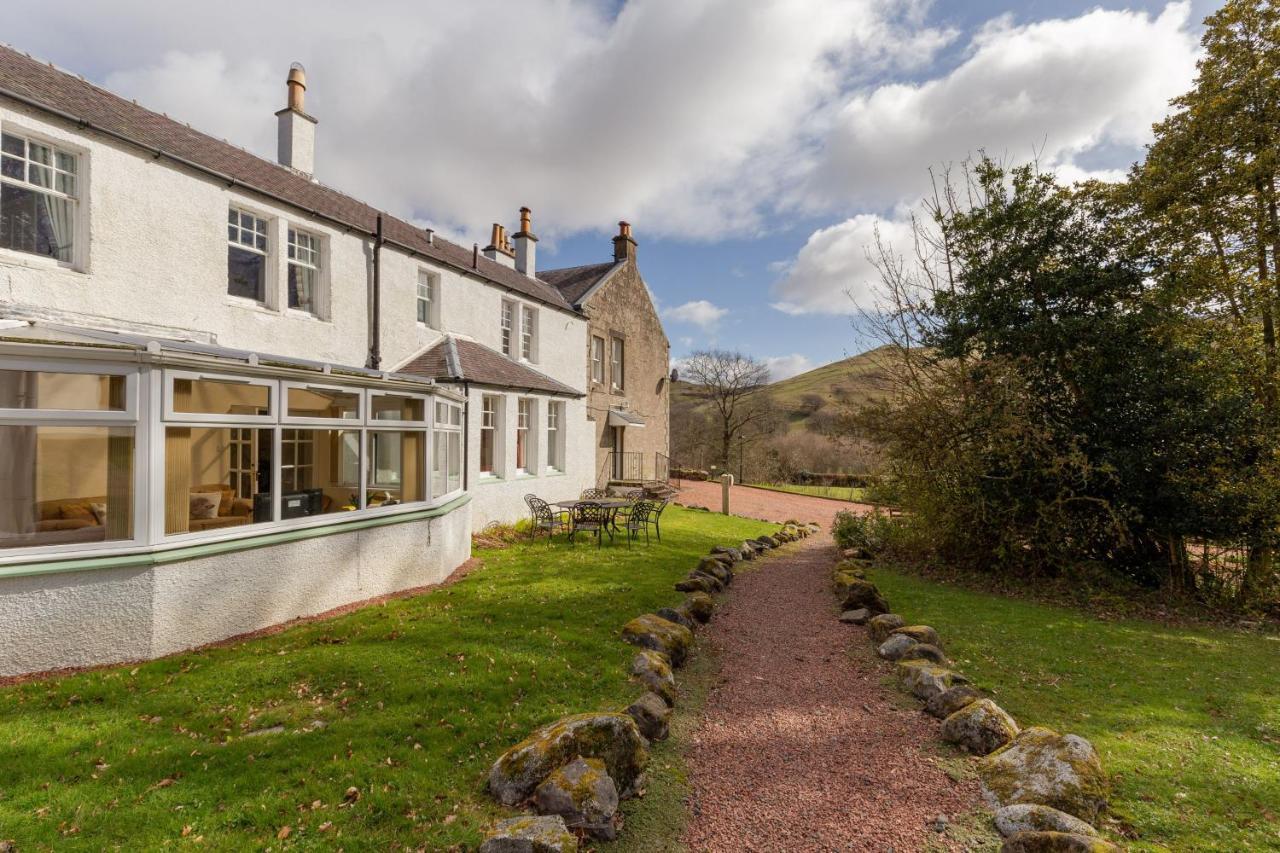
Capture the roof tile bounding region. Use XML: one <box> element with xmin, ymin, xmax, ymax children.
<box><xmin>400</xmin><ymin>336</ymin><xmax>583</xmax><ymax>397</ymax></box>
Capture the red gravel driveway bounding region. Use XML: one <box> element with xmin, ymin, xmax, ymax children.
<box><xmin>680</xmin><ymin>499</ymin><xmax>980</xmax><ymax>850</ymax></box>
<box><xmin>675</xmin><ymin>480</ymin><xmax>871</xmax><ymax>529</ymax></box>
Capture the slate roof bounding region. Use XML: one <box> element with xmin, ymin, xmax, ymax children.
<box><xmin>400</xmin><ymin>336</ymin><xmax>583</xmax><ymax>397</ymax></box>
<box><xmin>537</xmin><ymin>261</ymin><xmax>621</xmax><ymax>306</ymax></box>
<box><xmin>0</xmin><ymin>45</ymin><xmax>574</xmax><ymax>313</ymax></box>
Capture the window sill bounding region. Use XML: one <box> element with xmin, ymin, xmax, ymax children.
<box><xmin>225</xmin><ymin>296</ymin><xmax>279</xmax><ymax>314</ymax></box>
<box><xmin>0</xmin><ymin>493</ymin><xmax>472</xmax><ymax>579</ymax></box>
<box><xmin>286</xmin><ymin>308</ymin><xmax>331</xmax><ymax>323</ymax></box>
<box><xmin>478</xmin><ymin>474</ymin><xmax>505</xmax><ymax>485</ymax></box>
<box><xmin>0</xmin><ymin>248</ymin><xmax>82</xmax><ymax>274</ymax></box>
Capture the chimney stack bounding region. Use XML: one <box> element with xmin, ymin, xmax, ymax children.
<box><xmin>513</xmin><ymin>206</ymin><xmax>538</xmax><ymax>277</ymax></box>
<box><xmin>276</xmin><ymin>62</ymin><xmax>317</xmax><ymax>177</ymax></box>
<box><xmin>613</xmin><ymin>220</ymin><xmax>637</xmax><ymax>263</ymax></box>
<box><xmin>483</xmin><ymin>222</ymin><xmax>516</xmax><ymax>268</ymax></box>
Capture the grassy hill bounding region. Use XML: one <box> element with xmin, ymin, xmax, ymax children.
<box><xmin>673</xmin><ymin>344</ymin><xmax>898</xmax><ymax>429</ymax></box>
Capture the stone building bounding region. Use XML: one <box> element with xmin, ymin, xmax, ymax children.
<box><xmin>539</xmin><ymin>224</ymin><xmax>671</xmax><ymax>485</ymax></box>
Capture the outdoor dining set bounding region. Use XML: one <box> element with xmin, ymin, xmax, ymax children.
<box><xmin>523</xmin><ymin>485</ymin><xmax>674</xmax><ymax>547</ymax></box>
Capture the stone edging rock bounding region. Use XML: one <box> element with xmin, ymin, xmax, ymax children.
<box><xmin>478</xmin><ymin>520</ymin><xmax>821</xmax><ymax>851</ymax></box>
<box><xmin>831</xmin><ymin>548</ymin><xmax>1123</xmax><ymax>853</ymax></box>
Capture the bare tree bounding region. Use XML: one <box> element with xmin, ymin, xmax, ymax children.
<box><xmin>681</xmin><ymin>350</ymin><xmax>773</xmax><ymax>471</ymax></box>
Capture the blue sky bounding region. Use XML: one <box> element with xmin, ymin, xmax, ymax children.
<box><xmin>7</xmin><ymin>0</ymin><xmax>1223</xmax><ymax>379</ymax></box>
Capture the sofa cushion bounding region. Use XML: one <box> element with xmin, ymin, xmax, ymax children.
<box><xmin>60</xmin><ymin>503</ymin><xmax>97</xmax><ymax>523</ymax></box>
<box><xmin>189</xmin><ymin>492</ymin><xmax>221</xmax><ymax>520</ymax></box>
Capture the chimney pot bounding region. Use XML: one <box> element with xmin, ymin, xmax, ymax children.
<box><xmin>613</xmin><ymin>220</ymin><xmax>637</xmax><ymax>263</ymax></box>
<box><xmin>286</xmin><ymin>62</ymin><xmax>307</xmax><ymax>112</ymax></box>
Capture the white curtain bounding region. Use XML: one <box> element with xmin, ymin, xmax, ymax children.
<box><xmin>42</xmin><ymin>195</ymin><xmax>73</xmax><ymax>262</ymax></box>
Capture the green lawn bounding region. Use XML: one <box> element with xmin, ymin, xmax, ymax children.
<box><xmin>872</xmin><ymin>567</ymin><xmax>1280</xmax><ymax>852</ymax></box>
<box><xmin>748</xmin><ymin>482</ymin><xmax>869</xmax><ymax>503</ymax></box>
<box><xmin>0</xmin><ymin>506</ymin><xmax>774</xmax><ymax>850</ymax></box>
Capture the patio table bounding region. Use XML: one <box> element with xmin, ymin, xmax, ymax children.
<box><xmin>552</xmin><ymin>498</ymin><xmax>634</xmax><ymax>537</ymax></box>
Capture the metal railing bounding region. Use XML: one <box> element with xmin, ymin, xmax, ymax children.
<box><xmin>601</xmin><ymin>451</ymin><xmax>674</xmax><ymax>485</ymax></box>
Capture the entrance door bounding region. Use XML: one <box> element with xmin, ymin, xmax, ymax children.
<box><xmin>611</xmin><ymin>426</ymin><xmax>624</xmax><ymax>479</ymax></box>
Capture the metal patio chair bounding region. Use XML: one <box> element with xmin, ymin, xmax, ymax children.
<box><xmin>624</xmin><ymin>500</ymin><xmax>659</xmax><ymax>547</ymax></box>
<box><xmin>579</xmin><ymin>488</ymin><xmax>608</xmax><ymax>500</ymax></box>
<box><xmin>524</xmin><ymin>494</ymin><xmax>569</xmax><ymax>543</ymax></box>
<box><xmin>570</xmin><ymin>501</ymin><xmax>611</xmax><ymax>548</ymax></box>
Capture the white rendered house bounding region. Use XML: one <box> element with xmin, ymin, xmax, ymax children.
<box><xmin>0</xmin><ymin>48</ymin><xmax>598</xmax><ymax>676</ymax></box>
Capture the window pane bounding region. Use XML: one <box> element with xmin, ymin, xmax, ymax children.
<box><xmin>227</xmin><ymin>245</ymin><xmax>266</xmax><ymax>301</ymax></box>
<box><xmin>432</xmin><ymin>432</ymin><xmax>447</xmax><ymax>497</ymax></box>
<box><xmin>276</xmin><ymin>428</ymin><xmax>360</xmax><ymax>517</ymax></box>
<box><xmin>0</xmin><ymin>133</ymin><xmax>22</xmax><ymax>156</ymax></box>
<box><xmin>367</xmin><ymin>431</ymin><xmax>424</xmax><ymax>504</ymax></box>
<box><xmin>0</xmin><ymin>155</ymin><xmax>22</xmax><ymax>180</ymax></box>
<box><xmin>0</xmin><ymin>425</ymin><xmax>134</xmax><ymax>549</ymax></box>
<box><xmin>0</xmin><ymin>370</ymin><xmax>125</xmax><ymax>411</ymax></box>
<box><xmin>171</xmin><ymin>377</ymin><xmax>270</xmax><ymax>416</ymax></box>
<box><xmin>371</xmin><ymin>394</ymin><xmax>425</xmax><ymax>421</ymax></box>
<box><xmin>447</xmin><ymin>431</ymin><xmax>461</xmax><ymax>493</ymax></box>
<box><xmin>163</xmin><ymin>426</ymin><xmax>274</xmax><ymax>535</ymax></box>
<box><xmin>1</xmin><ymin>183</ymin><xmax>74</xmax><ymax>262</ymax></box>
<box><xmin>287</xmin><ymin>386</ymin><xmax>360</xmax><ymax>420</ymax></box>
<box><xmin>288</xmin><ymin>263</ymin><xmax>316</xmax><ymax>313</ymax></box>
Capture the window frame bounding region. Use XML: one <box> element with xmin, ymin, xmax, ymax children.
<box><xmin>432</xmin><ymin>399</ymin><xmax>464</xmax><ymax>499</ymax></box>
<box><xmin>286</xmin><ymin>225</ymin><xmax>323</xmax><ymax>317</ymax></box>
<box><xmin>610</xmin><ymin>336</ymin><xmax>625</xmax><ymax>391</ymax></box>
<box><xmin>0</xmin><ymin>357</ymin><xmax>464</xmax><ymax>564</ymax></box>
<box><xmin>0</xmin><ymin>356</ymin><xmax>146</xmax><ymax>558</ymax></box>
<box><xmin>515</xmin><ymin>397</ymin><xmax>532</xmax><ymax>476</ymax></box>
<box><xmin>519</xmin><ymin>305</ymin><xmax>536</xmax><ymax>362</ymax></box>
<box><xmin>0</xmin><ymin>359</ymin><xmax>138</xmax><ymax>423</ymax></box>
<box><xmin>500</xmin><ymin>300</ymin><xmax>515</xmax><ymax>356</ymax></box>
<box><xmin>280</xmin><ymin>380</ymin><xmax>364</xmax><ymax>425</ymax></box>
<box><xmin>591</xmin><ymin>336</ymin><xmax>605</xmax><ymax>385</ymax></box>
<box><xmin>368</xmin><ymin>390</ymin><xmax>431</xmax><ymax>427</ymax></box>
<box><xmin>0</xmin><ymin>126</ymin><xmax>82</xmax><ymax>268</ymax></box>
<box><xmin>479</xmin><ymin>393</ymin><xmax>500</xmax><ymax>478</ymax></box>
<box><xmin>226</xmin><ymin>206</ymin><xmax>272</xmax><ymax>305</ymax></box>
<box><xmin>416</xmin><ymin>269</ymin><xmax>441</xmax><ymax>329</ymax></box>
<box><xmin>545</xmin><ymin>401</ymin><xmax>563</xmax><ymax>474</ymax></box>
<box><xmin>163</xmin><ymin>370</ymin><xmax>276</xmax><ymax>425</ymax></box>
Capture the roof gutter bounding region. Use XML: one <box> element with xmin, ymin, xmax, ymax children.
<box><xmin>0</xmin><ymin>86</ymin><xmax>584</xmax><ymax>319</ymax></box>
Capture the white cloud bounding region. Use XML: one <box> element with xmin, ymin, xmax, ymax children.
<box><xmin>663</xmin><ymin>299</ymin><xmax>728</xmax><ymax>330</ymax></box>
<box><xmin>763</xmin><ymin>354</ymin><xmax>815</xmax><ymax>381</ymax></box>
<box><xmin>776</xmin><ymin>2</ymin><xmax>1201</xmax><ymax>315</ymax></box>
<box><xmin>773</xmin><ymin>213</ymin><xmax>917</xmax><ymax>315</ymax></box>
<box><xmin>16</xmin><ymin>0</ymin><xmax>953</xmax><ymax>244</ymax></box>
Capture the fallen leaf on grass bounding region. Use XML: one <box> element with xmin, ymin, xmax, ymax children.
<box><xmin>277</xmin><ymin>825</ymin><xmax>291</xmax><ymax>840</ymax></box>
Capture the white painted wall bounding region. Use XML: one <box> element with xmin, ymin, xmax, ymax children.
<box><xmin>0</xmin><ymin>98</ymin><xmax>593</xmax><ymax>524</ymax></box>
<box><xmin>0</xmin><ymin>501</ymin><xmax>471</xmax><ymax>677</ymax></box>
<box><xmin>465</xmin><ymin>389</ymin><xmax>594</xmax><ymax>528</ymax></box>
<box><xmin>0</xmin><ymin>100</ymin><xmax>586</xmax><ymax>386</ymax></box>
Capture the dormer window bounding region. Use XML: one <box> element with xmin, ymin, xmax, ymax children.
<box><xmin>0</xmin><ymin>131</ymin><xmax>78</xmax><ymax>263</ymax></box>
<box><xmin>228</xmin><ymin>208</ymin><xmax>269</xmax><ymax>303</ymax></box>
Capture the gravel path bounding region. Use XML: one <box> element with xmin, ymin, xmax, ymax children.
<box><xmin>676</xmin><ymin>480</ymin><xmax>870</xmax><ymax>528</ymax></box>
<box><xmin>681</xmin><ymin>530</ymin><xmax>981</xmax><ymax>851</ymax></box>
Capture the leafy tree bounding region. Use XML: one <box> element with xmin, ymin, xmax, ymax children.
<box><xmin>1134</xmin><ymin>0</ymin><xmax>1280</xmax><ymax>598</ymax></box>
